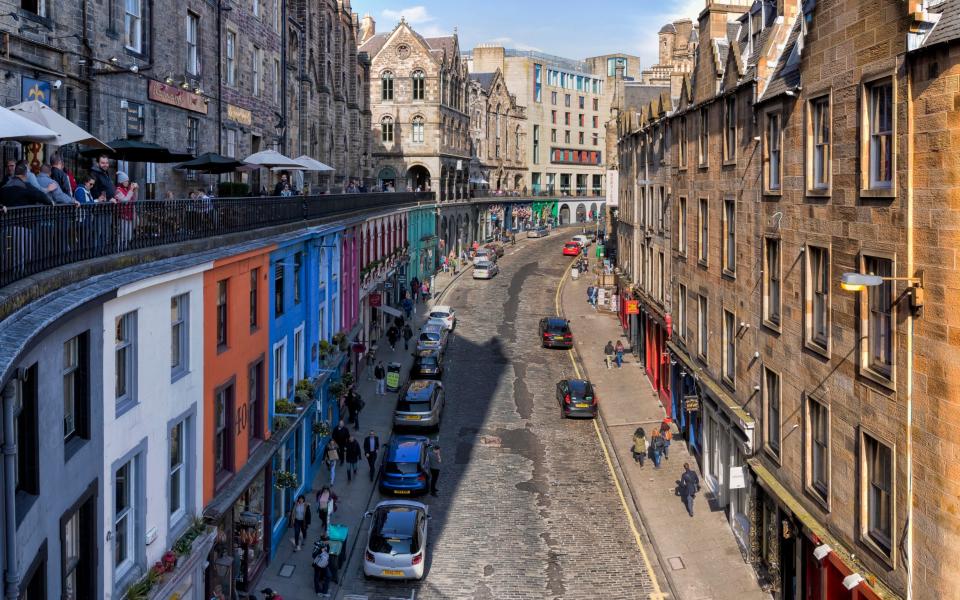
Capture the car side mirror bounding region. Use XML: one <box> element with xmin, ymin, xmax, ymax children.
<box><xmin>363</xmin><ymin>511</ymin><xmax>372</xmax><ymax>518</ymax></box>
<box><xmin>426</xmin><ymin>514</ymin><xmax>433</xmax><ymax>519</ymax></box>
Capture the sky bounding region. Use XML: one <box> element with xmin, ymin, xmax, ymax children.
<box><xmin>355</xmin><ymin>0</ymin><xmax>704</xmax><ymax>69</ymax></box>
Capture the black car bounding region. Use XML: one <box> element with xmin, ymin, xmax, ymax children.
<box><xmin>556</xmin><ymin>379</ymin><xmax>597</xmax><ymax>418</ymax></box>
<box><xmin>539</xmin><ymin>317</ymin><xmax>573</xmax><ymax>349</ymax></box>
<box><xmin>410</xmin><ymin>349</ymin><xmax>444</xmax><ymax>379</ymax></box>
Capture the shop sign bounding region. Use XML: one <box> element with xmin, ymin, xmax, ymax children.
<box><xmin>21</xmin><ymin>77</ymin><xmax>51</xmax><ymax>105</ymax></box>
<box><xmin>384</xmin><ymin>281</ymin><xmax>394</xmax><ymax>290</ymax></box>
<box><xmin>369</xmin><ymin>293</ymin><xmax>382</xmax><ymax>307</ymax></box>
<box><xmin>729</xmin><ymin>466</ymin><xmax>747</xmax><ymax>490</ymax></box>
<box><xmin>625</xmin><ymin>300</ymin><xmax>640</xmax><ymax>315</ymax></box>
<box><xmin>125</xmin><ymin>101</ymin><xmax>145</xmax><ymax>136</ymax></box>
<box><xmin>684</xmin><ymin>395</ymin><xmax>700</xmax><ymax>412</ymax></box>
<box><xmin>227</xmin><ymin>104</ymin><xmax>252</xmax><ymax>125</ymax></box>
<box><xmin>148</xmin><ymin>80</ymin><xmax>208</xmax><ymax>114</ymax></box>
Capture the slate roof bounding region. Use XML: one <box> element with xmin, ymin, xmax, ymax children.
<box><xmin>359</xmin><ymin>32</ymin><xmax>389</xmax><ymax>56</ymax></box>
<box><xmin>623</xmin><ymin>84</ymin><xmax>670</xmax><ymax>115</ymax></box>
<box><xmin>919</xmin><ymin>0</ymin><xmax>960</xmax><ymax>48</ymax></box>
<box><xmin>425</xmin><ymin>36</ymin><xmax>456</xmax><ymax>55</ymax></box>
<box><xmin>470</xmin><ymin>72</ymin><xmax>496</xmax><ymax>91</ymax></box>
<box><xmin>759</xmin><ymin>16</ymin><xmax>803</xmax><ymax>102</ymax></box>
<box><xmin>660</xmin><ymin>23</ymin><xmax>677</xmax><ymax>34</ymax></box>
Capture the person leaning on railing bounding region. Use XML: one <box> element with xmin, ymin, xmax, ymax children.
<box><xmin>0</xmin><ymin>161</ymin><xmax>54</xmax><ymax>213</ymax></box>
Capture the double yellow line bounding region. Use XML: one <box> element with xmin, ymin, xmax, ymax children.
<box><xmin>555</xmin><ymin>258</ymin><xmax>666</xmax><ymax>599</ymax></box>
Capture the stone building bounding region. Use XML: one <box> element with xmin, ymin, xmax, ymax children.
<box><xmin>467</xmin><ymin>69</ymin><xmax>527</xmax><ymax>193</ymax></box>
<box><xmin>0</xmin><ymin>0</ymin><xmax>370</xmax><ymax>197</ymax></box>
<box><xmin>361</xmin><ymin>18</ymin><xmax>471</xmax><ymax>199</ymax></box>
<box><xmin>617</xmin><ymin>0</ymin><xmax>960</xmax><ymax>598</ymax></box>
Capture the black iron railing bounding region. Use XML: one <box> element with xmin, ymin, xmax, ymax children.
<box><xmin>0</xmin><ymin>192</ymin><xmax>432</xmax><ymax>288</ymax></box>
<box><xmin>471</xmin><ymin>189</ymin><xmax>607</xmax><ymax>199</ymax></box>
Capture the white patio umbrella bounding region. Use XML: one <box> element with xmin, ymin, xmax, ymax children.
<box><xmin>7</xmin><ymin>100</ymin><xmax>111</xmax><ymax>148</ymax></box>
<box><xmin>291</xmin><ymin>155</ymin><xmax>334</xmax><ymax>172</ymax></box>
<box><xmin>0</xmin><ymin>105</ymin><xmax>58</xmax><ymax>141</ymax></box>
<box><xmin>243</xmin><ymin>149</ymin><xmax>307</xmax><ymax>169</ymax></box>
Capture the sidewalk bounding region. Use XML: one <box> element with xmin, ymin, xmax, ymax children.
<box><xmin>253</xmin><ymin>265</ymin><xmax>469</xmax><ymax>599</ymax></box>
<box><xmin>561</xmin><ymin>270</ymin><xmax>769</xmax><ymax>600</ymax></box>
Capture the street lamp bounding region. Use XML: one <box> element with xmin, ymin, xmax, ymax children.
<box><xmin>839</xmin><ymin>271</ymin><xmax>924</xmax><ymax>311</ymax></box>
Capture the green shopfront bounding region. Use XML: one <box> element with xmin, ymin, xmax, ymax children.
<box><xmin>407</xmin><ymin>205</ymin><xmax>438</xmax><ymax>285</ymax></box>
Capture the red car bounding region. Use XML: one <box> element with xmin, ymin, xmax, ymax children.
<box><xmin>562</xmin><ymin>242</ymin><xmax>581</xmax><ymax>256</ymax></box>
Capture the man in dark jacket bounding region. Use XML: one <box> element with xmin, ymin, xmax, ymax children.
<box><xmin>679</xmin><ymin>463</ymin><xmax>700</xmax><ymax>517</ymax></box>
<box><xmin>402</xmin><ymin>324</ymin><xmax>413</xmax><ymax>350</ymax></box>
<box><xmin>49</xmin><ymin>153</ymin><xmax>72</xmax><ymax>196</ymax></box>
<box><xmin>344</xmin><ymin>435</ymin><xmax>362</xmax><ymax>482</ymax></box>
<box><xmin>0</xmin><ymin>162</ymin><xmax>54</xmax><ymax>210</ymax></box>
<box><xmin>332</xmin><ymin>420</ymin><xmax>350</xmax><ymax>465</ymax></box>
<box><xmin>273</xmin><ymin>173</ymin><xmax>290</xmax><ymax>196</ymax></box>
<box><xmin>363</xmin><ymin>430</ymin><xmax>380</xmax><ymax>481</ymax></box>
<box><xmin>345</xmin><ymin>388</ymin><xmax>363</xmax><ymax>431</ymax></box>
<box><xmin>0</xmin><ymin>159</ymin><xmax>15</xmax><ymax>188</ymax></box>
<box><xmin>90</xmin><ymin>154</ymin><xmax>115</xmax><ymax>201</ymax></box>
<box><xmin>604</xmin><ymin>341</ymin><xmax>615</xmax><ymax>369</ymax></box>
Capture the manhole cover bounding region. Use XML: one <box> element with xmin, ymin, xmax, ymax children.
<box><xmin>278</xmin><ymin>563</ymin><xmax>295</xmax><ymax>577</ymax></box>
<box><xmin>667</xmin><ymin>556</ymin><xmax>686</xmax><ymax>571</ymax></box>
<box><xmin>479</xmin><ymin>435</ymin><xmax>502</xmax><ymax>447</ymax></box>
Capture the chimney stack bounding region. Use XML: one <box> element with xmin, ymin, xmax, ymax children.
<box><xmin>360</xmin><ymin>14</ymin><xmax>376</xmax><ymax>44</ymax></box>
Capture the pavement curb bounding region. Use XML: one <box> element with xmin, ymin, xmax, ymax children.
<box><xmin>557</xmin><ymin>260</ymin><xmax>680</xmax><ymax>600</ymax></box>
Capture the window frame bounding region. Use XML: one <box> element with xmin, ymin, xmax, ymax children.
<box><xmin>804</xmin><ymin>244</ymin><xmax>831</xmax><ymax>355</ymax></box>
<box><xmin>252</xmin><ymin>46</ymin><xmax>262</xmax><ymax>97</ymax></box>
<box><xmin>114</xmin><ymin>312</ymin><xmax>137</xmax><ymax>416</ymax></box>
<box><xmin>697</xmin><ymin>198</ymin><xmax>708</xmax><ymax>266</ymax></box>
<box><xmin>677</xmin><ymin>196</ymin><xmax>687</xmax><ymax>257</ymax></box>
<box><xmin>412</xmin><ymin>69</ymin><xmax>425</xmax><ymax>101</ymax></box>
<box><xmin>806</xmin><ymin>93</ymin><xmax>832</xmax><ymax>195</ymax></box>
<box><xmin>859</xmin><ymin>428</ymin><xmax>896</xmax><ymax>563</ymax></box>
<box><xmin>677</xmin><ymin>284</ymin><xmax>687</xmax><ymax>342</ymax></box>
<box><xmin>860</xmin><ymin>75</ymin><xmax>896</xmax><ymax>197</ymax></box>
<box><xmin>248</xmin><ymin>357</ymin><xmax>265</xmax><ymax>453</ymax></box>
<box><xmin>274</xmin><ymin>260</ymin><xmax>285</xmax><ymax>316</ymax></box>
<box><xmin>381</xmin><ymin>71</ymin><xmax>394</xmax><ymax>101</ymax></box>
<box><xmin>722</xmin><ymin>308</ymin><xmax>736</xmax><ymax>385</ymax></box>
<box><xmin>762</xmin><ymin>365</ymin><xmax>781</xmax><ymax>462</ymax></box>
<box><xmin>225</xmin><ymin>30</ymin><xmax>237</xmax><ymax>87</ymax></box>
<box><xmin>858</xmin><ymin>253</ymin><xmax>896</xmax><ymax>385</ymax></box>
<box><xmin>412</xmin><ymin>115</ymin><xmax>425</xmax><ymax>143</ymax></box>
<box><xmin>381</xmin><ymin>116</ymin><xmax>394</xmax><ymax>143</ymax></box>
<box><xmin>216</xmin><ymin>279</ymin><xmax>228</xmax><ymax>349</ymax></box>
<box><xmin>722</xmin><ymin>198</ymin><xmax>736</xmax><ymax>277</ymax></box>
<box><xmin>804</xmin><ymin>394</ymin><xmax>831</xmax><ymax>508</ymax></box>
<box><xmin>112</xmin><ymin>444</ymin><xmax>146</xmax><ymax>588</ymax></box>
<box><xmin>697</xmin><ymin>107</ymin><xmax>709</xmax><ymax>168</ymax></box>
<box><xmin>697</xmin><ymin>294</ymin><xmax>708</xmax><ymax>360</ymax></box>
<box><xmin>763</xmin><ymin>109</ymin><xmax>782</xmax><ymax>194</ymax></box>
<box><xmin>185</xmin><ymin>11</ymin><xmax>200</xmax><ymax>76</ymax></box>
<box><xmin>213</xmin><ymin>380</ymin><xmax>235</xmax><ymax>488</ymax></box>
<box><xmin>723</xmin><ymin>95</ymin><xmax>737</xmax><ymax>164</ymax></box>
<box><xmin>249</xmin><ymin>267</ymin><xmax>259</xmax><ymax>330</ymax></box>
<box><xmin>170</xmin><ymin>293</ymin><xmax>189</xmax><ymax>381</ymax></box>
<box><xmin>762</xmin><ymin>236</ymin><xmax>782</xmax><ymax>330</ymax></box>
<box><xmin>60</xmin><ymin>482</ymin><xmax>96</xmax><ymax>600</ymax></box>
<box><xmin>678</xmin><ymin>116</ymin><xmax>688</xmax><ymax>169</ymax></box>
<box><xmin>62</xmin><ymin>332</ymin><xmax>91</xmax><ymax>446</ymax></box>
<box><xmin>124</xmin><ymin>0</ymin><xmax>143</xmax><ymax>53</ymax></box>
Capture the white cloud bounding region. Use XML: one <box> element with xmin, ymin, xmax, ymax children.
<box><xmin>483</xmin><ymin>36</ymin><xmax>541</xmax><ymax>52</ymax></box>
<box><xmin>382</xmin><ymin>5</ymin><xmax>433</xmax><ymax>24</ymax></box>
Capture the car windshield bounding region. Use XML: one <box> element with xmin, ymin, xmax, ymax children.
<box><xmin>569</xmin><ymin>381</ymin><xmax>593</xmax><ymax>397</ymax></box>
<box><xmin>429</xmin><ymin>312</ymin><xmax>449</xmax><ymax>319</ymax></box>
<box><xmin>385</xmin><ymin>461</ymin><xmax>420</xmax><ymax>475</ymax></box>
<box><xmin>417</xmin><ymin>356</ymin><xmax>438</xmax><ymax>366</ymax></box>
<box><xmin>547</xmin><ymin>322</ymin><xmax>570</xmax><ymax>334</ymax></box>
<box><xmin>397</xmin><ymin>399</ymin><xmax>432</xmax><ymax>412</ymax></box>
<box><xmin>370</xmin><ymin>508</ymin><xmax>420</xmax><ymax>554</ymax></box>
<box><xmin>419</xmin><ymin>332</ymin><xmax>440</xmax><ymax>342</ymax></box>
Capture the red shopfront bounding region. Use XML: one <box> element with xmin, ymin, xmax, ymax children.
<box><xmin>641</xmin><ymin>308</ymin><xmax>671</xmax><ymax>413</ymax></box>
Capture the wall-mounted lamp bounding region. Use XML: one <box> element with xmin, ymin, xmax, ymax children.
<box><xmin>812</xmin><ymin>544</ymin><xmax>832</xmax><ymax>561</ymax></box>
<box><xmin>181</xmin><ymin>81</ymin><xmax>191</xmax><ymax>90</ymax></box>
<box><xmin>165</xmin><ymin>76</ymin><xmax>174</xmax><ymax>85</ymax></box>
<box><xmin>842</xmin><ymin>574</ymin><xmax>865</xmax><ymax>591</ymax></box>
<box><xmin>839</xmin><ymin>271</ymin><xmax>924</xmax><ymax>312</ymax></box>
<box><xmin>109</xmin><ymin>56</ymin><xmax>119</xmax><ymax>63</ymax></box>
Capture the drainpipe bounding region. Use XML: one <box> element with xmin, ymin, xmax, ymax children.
<box><xmin>2</xmin><ymin>379</ymin><xmax>19</xmax><ymax>600</ymax></box>
<box><xmin>903</xmin><ymin>52</ymin><xmax>915</xmax><ymax>600</ymax></box>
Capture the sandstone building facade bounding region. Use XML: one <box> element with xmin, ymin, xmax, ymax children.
<box><xmin>466</xmin><ymin>69</ymin><xmax>527</xmax><ymax>194</ymax></box>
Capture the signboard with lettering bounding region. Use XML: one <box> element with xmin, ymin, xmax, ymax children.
<box><xmin>369</xmin><ymin>293</ymin><xmax>382</xmax><ymax>307</ymax></box>
<box><xmin>148</xmin><ymin>80</ymin><xmax>208</xmax><ymax>114</ymax></box>
<box><xmin>684</xmin><ymin>395</ymin><xmax>700</xmax><ymax>412</ymax></box>
<box><xmin>625</xmin><ymin>300</ymin><xmax>639</xmax><ymax>315</ymax></box>
<box><xmin>21</xmin><ymin>77</ymin><xmax>51</xmax><ymax>105</ymax></box>
<box><xmin>729</xmin><ymin>466</ymin><xmax>746</xmax><ymax>490</ymax></box>
<box><xmin>227</xmin><ymin>104</ymin><xmax>252</xmax><ymax>126</ymax></box>
<box><xmin>126</xmin><ymin>101</ymin><xmax>145</xmax><ymax>136</ymax></box>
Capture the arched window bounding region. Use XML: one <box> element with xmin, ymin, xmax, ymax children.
<box><xmin>381</xmin><ymin>71</ymin><xmax>394</xmax><ymax>101</ymax></box>
<box><xmin>412</xmin><ymin>116</ymin><xmax>424</xmax><ymax>143</ymax></box>
<box><xmin>412</xmin><ymin>70</ymin><xmax>425</xmax><ymax>101</ymax></box>
<box><xmin>381</xmin><ymin>116</ymin><xmax>394</xmax><ymax>142</ymax></box>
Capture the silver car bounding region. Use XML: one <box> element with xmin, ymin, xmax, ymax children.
<box><xmin>393</xmin><ymin>380</ymin><xmax>445</xmax><ymax>429</ymax></box>
<box><xmin>527</xmin><ymin>226</ymin><xmax>549</xmax><ymax>238</ymax></box>
<box><xmin>416</xmin><ymin>324</ymin><xmax>448</xmax><ymax>353</ymax></box>
<box><xmin>473</xmin><ymin>261</ymin><xmax>499</xmax><ymax>279</ymax></box>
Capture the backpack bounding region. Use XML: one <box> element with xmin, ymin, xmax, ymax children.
<box><xmin>313</xmin><ymin>549</ymin><xmax>329</xmax><ymax>568</ymax></box>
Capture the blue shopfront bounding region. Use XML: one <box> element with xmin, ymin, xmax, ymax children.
<box><xmin>667</xmin><ymin>340</ymin><xmax>701</xmax><ymax>460</ymax></box>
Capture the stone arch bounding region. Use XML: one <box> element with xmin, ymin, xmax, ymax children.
<box><xmin>559</xmin><ymin>204</ymin><xmax>571</xmax><ymax>225</ymax></box>
<box><xmin>590</xmin><ymin>202</ymin><xmax>599</xmax><ymax>221</ymax></box>
<box><xmin>576</xmin><ymin>203</ymin><xmax>587</xmax><ymax>223</ymax></box>
<box><xmin>378</xmin><ymin>166</ymin><xmax>397</xmax><ymax>190</ymax></box>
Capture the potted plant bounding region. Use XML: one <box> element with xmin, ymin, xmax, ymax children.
<box><xmin>275</xmin><ymin>399</ymin><xmax>298</xmax><ymax>415</ymax></box>
<box><xmin>295</xmin><ymin>379</ymin><xmax>315</xmax><ymax>403</ymax></box>
<box><xmin>319</xmin><ymin>339</ymin><xmax>331</xmax><ymax>361</ymax></box>
<box><xmin>335</xmin><ymin>333</ymin><xmax>349</xmax><ymax>352</ymax></box>
<box><xmin>312</xmin><ymin>420</ymin><xmax>331</xmax><ymax>437</ymax></box>
<box><xmin>327</xmin><ymin>381</ymin><xmax>345</xmax><ymax>402</ymax></box>
<box><xmin>274</xmin><ymin>470</ymin><xmax>298</xmax><ymax>490</ymax></box>
<box><xmin>272</xmin><ymin>416</ymin><xmax>289</xmax><ymax>432</ymax></box>
<box><xmin>341</xmin><ymin>372</ymin><xmax>355</xmax><ymax>389</ymax></box>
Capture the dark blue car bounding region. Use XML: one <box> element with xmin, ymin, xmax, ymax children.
<box><xmin>379</xmin><ymin>436</ymin><xmax>431</xmax><ymax>496</ymax></box>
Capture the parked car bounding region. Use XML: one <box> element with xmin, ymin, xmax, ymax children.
<box><xmin>363</xmin><ymin>500</ymin><xmax>429</xmax><ymax>580</ymax></box>
<box><xmin>473</xmin><ymin>248</ymin><xmax>497</xmax><ymax>264</ymax></box>
<box><xmin>539</xmin><ymin>317</ymin><xmax>573</xmax><ymax>349</ymax></box>
<box><xmin>556</xmin><ymin>378</ymin><xmax>598</xmax><ymax>418</ymax></box>
<box><xmin>484</xmin><ymin>242</ymin><xmax>505</xmax><ymax>257</ymax></box>
<box><xmin>527</xmin><ymin>226</ymin><xmax>549</xmax><ymax>238</ymax></box>
<box><xmin>562</xmin><ymin>242</ymin><xmax>581</xmax><ymax>256</ymax></box>
<box><xmin>428</xmin><ymin>305</ymin><xmax>456</xmax><ymax>330</ymax></box>
<box><xmin>416</xmin><ymin>324</ymin><xmax>448</xmax><ymax>353</ymax></box>
<box><xmin>473</xmin><ymin>261</ymin><xmax>499</xmax><ymax>279</ymax></box>
<box><xmin>393</xmin><ymin>379</ymin><xmax>445</xmax><ymax>430</ymax></box>
<box><xmin>410</xmin><ymin>349</ymin><xmax>444</xmax><ymax>380</ymax></box>
<box><xmin>572</xmin><ymin>234</ymin><xmax>591</xmax><ymax>247</ymax></box>
<box><xmin>378</xmin><ymin>435</ymin><xmax>432</xmax><ymax>496</ymax></box>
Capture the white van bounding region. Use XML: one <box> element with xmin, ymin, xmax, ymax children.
<box><xmin>572</xmin><ymin>234</ymin><xmax>590</xmax><ymax>247</ymax></box>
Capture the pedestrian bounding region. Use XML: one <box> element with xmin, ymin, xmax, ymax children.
<box><xmin>364</xmin><ymin>430</ymin><xmax>380</xmax><ymax>481</ymax></box>
<box><xmin>0</xmin><ymin>159</ymin><xmax>15</xmax><ymax>188</ymax></box>
<box><xmin>650</xmin><ymin>430</ymin><xmax>664</xmax><ymax>468</ymax></box>
<box><xmin>324</xmin><ymin>439</ymin><xmax>339</xmax><ymax>484</ymax></box>
<box><xmin>587</xmin><ymin>285</ymin><xmax>595</xmax><ymax>306</ymax></box>
<box><xmin>0</xmin><ymin>162</ymin><xmax>54</xmax><ymax>209</ymax></box>
<box><xmin>74</xmin><ymin>175</ymin><xmax>95</xmax><ymax>204</ymax></box>
<box><xmin>452</xmin><ymin>256</ymin><xmax>459</xmax><ymax>275</ymax></box>
<box><xmin>346</xmin><ymin>388</ymin><xmax>363</xmax><ymax>430</ymax></box>
<box><xmin>345</xmin><ymin>434</ymin><xmax>362</xmax><ymax>482</ymax></box>
<box><xmin>315</xmin><ymin>485</ymin><xmax>337</xmax><ymax>529</ymax></box>
<box><xmin>615</xmin><ymin>340</ymin><xmax>625</xmax><ymax>368</ymax></box>
<box><xmin>679</xmin><ymin>462</ymin><xmax>700</xmax><ymax>517</ymax></box>
<box><xmin>260</xmin><ymin>587</ymin><xmax>284</xmax><ymax>600</ymax></box>
<box><xmin>90</xmin><ymin>154</ymin><xmax>115</xmax><ymax>201</ymax></box>
<box><xmin>48</xmin><ymin>153</ymin><xmax>72</xmax><ymax>196</ymax></box>
<box><xmin>402</xmin><ymin>295</ymin><xmax>413</xmax><ymax>319</ymax></box>
<box><xmin>311</xmin><ymin>540</ymin><xmax>333</xmax><ymax>597</ymax></box>
<box><xmin>332</xmin><ymin>420</ymin><xmax>349</xmax><ymax>465</ymax></box>
<box><xmin>114</xmin><ymin>171</ymin><xmax>138</xmax><ymax>249</ymax></box>
<box><xmin>631</xmin><ymin>427</ymin><xmax>647</xmax><ymax>467</ymax></box>
<box><xmin>37</xmin><ymin>165</ymin><xmax>76</xmax><ymax>205</ymax></box>
<box><xmin>410</xmin><ymin>277</ymin><xmax>420</xmax><ymax>303</ymax></box>
<box><xmin>421</xmin><ymin>280</ymin><xmax>430</xmax><ymax>301</ymax></box>
<box><xmin>402</xmin><ymin>323</ymin><xmax>413</xmax><ymax>350</ymax></box>
<box><xmin>661</xmin><ymin>419</ymin><xmax>672</xmax><ymax>459</ymax></box>
<box><xmin>427</xmin><ymin>443</ymin><xmax>441</xmax><ymax>497</ymax></box>
<box><xmin>604</xmin><ymin>341</ymin><xmax>615</xmax><ymax>369</ymax></box>
<box><xmin>374</xmin><ymin>361</ymin><xmax>386</xmax><ymax>395</ymax></box>
<box><xmin>288</xmin><ymin>494</ymin><xmax>311</xmax><ymax>551</ymax></box>
<box><xmin>387</xmin><ymin>325</ymin><xmax>399</xmax><ymax>351</ymax></box>
<box><xmin>394</xmin><ymin>314</ymin><xmax>405</xmax><ymax>330</ymax></box>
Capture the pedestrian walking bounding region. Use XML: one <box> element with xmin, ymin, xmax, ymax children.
<box><xmin>387</xmin><ymin>325</ymin><xmax>399</xmax><ymax>351</ymax></box>
<box><xmin>650</xmin><ymin>430</ymin><xmax>665</xmax><ymax>468</ymax></box>
<box><xmin>452</xmin><ymin>256</ymin><xmax>459</xmax><ymax>274</ymax></box>
<box><xmin>587</xmin><ymin>285</ymin><xmax>595</xmax><ymax>306</ymax></box>
<box><xmin>615</xmin><ymin>340</ymin><xmax>625</xmax><ymax>368</ymax></box>
<box><xmin>364</xmin><ymin>430</ymin><xmax>380</xmax><ymax>481</ymax></box>
<box><xmin>288</xmin><ymin>494</ymin><xmax>311</xmax><ymax>551</ymax></box>
<box><xmin>374</xmin><ymin>361</ymin><xmax>386</xmax><ymax>395</ymax></box>
<box><xmin>427</xmin><ymin>444</ymin><xmax>441</xmax><ymax>497</ymax></box>
<box><xmin>604</xmin><ymin>341</ymin><xmax>615</xmax><ymax>369</ymax></box>
<box><xmin>315</xmin><ymin>486</ymin><xmax>337</xmax><ymax>529</ymax></box>
<box><xmin>345</xmin><ymin>435</ymin><xmax>362</xmax><ymax>482</ymax></box>
<box><xmin>332</xmin><ymin>420</ymin><xmax>349</xmax><ymax>465</ymax></box>
<box><xmin>324</xmin><ymin>440</ymin><xmax>339</xmax><ymax>485</ymax></box>
<box><xmin>661</xmin><ymin>419</ymin><xmax>673</xmax><ymax>459</ymax></box>
<box><xmin>402</xmin><ymin>323</ymin><xmax>413</xmax><ymax>350</ymax></box>
<box><xmin>631</xmin><ymin>427</ymin><xmax>647</xmax><ymax>467</ymax></box>
<box><xmin>346</xmin><ymin>388</ymin><xmax>364</xmax><ymax>430</ymax></box>
<box><xmin>421</xmin><ymin>280</ymin><xmax>430</xmax><ymax>301</ymax></box>
<box><xmin>402</xmin><ymin>295</ymin><xmax>414</xmax><ymax>319</ymax></box>
<box><xmin>410</xmin><ymin>277</ymin><xmax>420</xmax><ymax>303</ymax></box>
<box><xmin>679</xmin><ymin>463</ymin><xmax>700</xmax><ymax>517</ymax></box>
<box><xmin>260</xmin><ymin>587</ymin><xmax>284</xmax><ymax>600</ymax></box>
<box><xmin>394</xmin><ymin>314</ymin><xmax>405</xmax><ymax>330</ymax></box>
<box><xmin>311</xmin><ymin>540</ymin><xmax>333</xmax><ymax>596</ymax></box>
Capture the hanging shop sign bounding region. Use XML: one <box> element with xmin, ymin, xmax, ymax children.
<box><xmin>369</xmin><ymin>292</ymin><xmax>382</xmax><ymax>307</ymax></box>
<box><xmin>684</xmin><ymin>395</ymin><xmax>700</xmax><ymax>412</ymax></box>
<box><xmin>729</xmin><ymin>466</ymin><xmax>747</xmax><ymax>490</ymax></box>
<box><xmin>227</xmin><ymin>104</ymin><xmax>252</xmax><ymax>126</ymax></box>
<box><xmin>625</xmin><ymin>300</ymin><xmax>639</xmax><ymax>315</ymax></box>
<box><xmin>148</xmin><ymin>80</ymin><xmax>208</xmax><ymax>114</ymax></box>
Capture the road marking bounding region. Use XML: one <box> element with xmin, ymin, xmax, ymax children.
<box><xmin>555</xmin><ymin>257</ymin><xmax>666</xmax><ymax>600</ymax></box>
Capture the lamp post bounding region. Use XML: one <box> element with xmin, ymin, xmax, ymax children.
<box><xmin>839</xmin><ymin>269</ymin><xmax>923</xmax><ymax>598</ymax></box>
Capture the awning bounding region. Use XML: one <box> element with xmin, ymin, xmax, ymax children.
<box><xmin>293</xmin><ymin>155</ymin><xmax>335</xmax><ymax>172</ymax></box>
<box><xmin>7</xmin><ymin>100</ymin><xmax>111</xmax><ymax>148</ymax></box>
<box><xmin>748</xmin><ymin>459</ymin><xmax>899</xmax><ymax>600</ymax></box>
<box><xmin>0</xmin><ymin>105</ymin><xmax>58</xmax><ymax>141</ymax></box>
<box><xmin>175</xmin><ymin>152</ymin><xmax>249</xmax><ymax>174</ymax></box>
<box><xmin>81</xmin><ymin>139</ymin><xmax>193</xmax><ymax>163</ymax></box>
<box><xmin>203</xmin><ymin>437</ymin><xmax>280</xmax><ymax>521</ymax></box>
<box><xmin>244</xmin><ymin>149</ymin><xmax>307</xmax><ymax>169</ymax></box>
<box><xmin>378</xmin><ymin>304</ymin><xmax>403</xmax><ymax>318</ymax></box>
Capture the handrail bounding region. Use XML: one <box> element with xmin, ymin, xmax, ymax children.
<box><xmin>0</xmin><ymin>192</ymin><xmax>433</xmax><ymax>288</ymax></box>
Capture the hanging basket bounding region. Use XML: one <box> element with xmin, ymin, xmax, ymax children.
<box><xmin>274</xmin><ymin>471</ymin><xmax>298</xmax><ymax>490</ymax></box>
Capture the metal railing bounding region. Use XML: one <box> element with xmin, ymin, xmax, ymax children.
<box><xmin>0</xmin><ymin>192</ymin><xmax>432</xmax><ymax>288</ymax></box>
<box><xmin>471</xmin><ymin>189</ymin><xmax>606</xmax><ymax>199</ymax></box>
